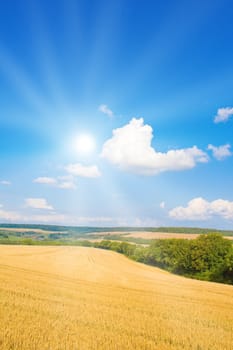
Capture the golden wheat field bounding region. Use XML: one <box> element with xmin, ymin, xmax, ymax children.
<box><xmin>0</xmin><ymin>245</ymin><xmax>232</xmax><ymax>350</ymax></box>
<box><xmin>89</xmin><ymin>231</ymin><xmax>233</xmax><ymax>240</ymax></box>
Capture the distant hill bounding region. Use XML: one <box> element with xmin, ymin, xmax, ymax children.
<box><xmin>0</xmin><ymin>223</ymin><xmax>233</xmax><ymax>236</ymax></box>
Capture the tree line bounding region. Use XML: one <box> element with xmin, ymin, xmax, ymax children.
<box><xmin>93</xmin><ymin>234</ymin><xmax>233</xmax><ymax>284</ymax></box>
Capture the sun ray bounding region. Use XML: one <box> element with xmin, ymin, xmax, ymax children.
<box><xmin>0</xmin><ymin>47</ymin><xmax>49</xmax><ymax>114</ymax></box>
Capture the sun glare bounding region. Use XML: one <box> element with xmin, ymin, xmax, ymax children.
<box><xmin>74</xmin><ymin>134</ymin><xmax>96</xmax><ymax>154</ymax></box>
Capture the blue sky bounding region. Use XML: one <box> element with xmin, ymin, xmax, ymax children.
<box><xmin>0</xmin><ymin>0</ymin><xmax>233</xmax><ymax>228</ymax></box>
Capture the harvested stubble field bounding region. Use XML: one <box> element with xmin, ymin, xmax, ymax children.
<box><xmin>89</xmin><ymin>231</ymin><xmax>233</xmax><ymax>240</ymax></box>
<box><xmin>0</xmin><ymin>228</ymin><xmax>63</xmax><ymax>234</ymax></box>
<box><xmin>0</xmin><ymin>245</ymin><xmax>232</xmax><ymax>350</ymax></box>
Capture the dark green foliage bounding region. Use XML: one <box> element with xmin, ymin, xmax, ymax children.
<box><xmin>154</xmin><ymin>227</ymin><xmax>233</xmax><ymax>236</ymax></box>
<box><xmin>189</xmin><ymin>234</ymin><xmax>231</xmax><ymax>272</ymax></box>
<box><xmin>0</xmin><ymin>233</ymin><xmax>9</xmax><ymax>238</ymax></box>
<box><xmin>143</xmin><ymin>234</ymin><xmax>233</xmax><ymax>284</ymax></box>
<box><xmin>145</xmin><ymin>239</ymin><xmax>190</xmax><ymax>272</ymax></box>
<box><xmin>94</xmin><ymin>240</ymin><xmax>137</xmax><ymax>256</ymax></box>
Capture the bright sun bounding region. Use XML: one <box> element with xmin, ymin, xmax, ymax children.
<box><xmin>74</xmin><ymin>134</ymin><xmax>96</xmax><ymax>154</ymax></box>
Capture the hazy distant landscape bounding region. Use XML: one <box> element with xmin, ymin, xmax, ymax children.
<box><xmin>1</xmin><ymin>223</ymin><xmax>233</xmax><ymax>241</ymax></box>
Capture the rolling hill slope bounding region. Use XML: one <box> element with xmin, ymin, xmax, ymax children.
<box><xmin>0</xmin><ymin>245</ymin><xmax>232</xmax><ymax>350</ymax></box>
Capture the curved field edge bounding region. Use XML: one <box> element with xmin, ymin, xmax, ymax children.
<box><xmin>0</xmin><ymin>245</ymin><xmax>232</xmax><ymax>350</ymax></box>
<box><xmin>1</xmin><ymin>233</ymin><xmax>232</xmax><ymax>285</ymax></box>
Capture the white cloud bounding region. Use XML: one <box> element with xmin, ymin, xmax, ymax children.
<box><xmin>101</xmin><ymin>118</ymin><xmax>208</xmax><ymax>175</ymax></box>
<box><xmin>169</xmin><ymin>197</ymin><xmax>233</xmax><ymax>221</ymax></box>
<box><xmin>65</xmin><ymin>163</ymin><xmax>101</xmax><ymax>178</ymax></box>
<box><xmin>25</xmin><ymin>198</ymin><xmax>54</xmax><ymax>210</ymax></box>
<box><xmin>160</xmin><ymin>201</ymin><xmax>165</xmax><ymax>209</ymax></box>
<box><xmin>98</xmin><ymin>104</ymin><xmax>113</xmax><ymax>117</ymax></box>
<box><xmin>33</xmin><ymin>176</ymin><xmax>76</xmax><ymax>190</ymax></box>
<box><xmin>210</xmin><ymin>199</ymin><xmax>233</xmax><ymax>219</ymax></box>
<box><xmin>214</xmin><ymin>107</ymin><xmax>233</xmax><ymax>123</ymax></box>
<box><xmin>0</xmin><ymin>208</ymin><xmax>65</xmax><ymax>224</ymax></box>
<box><xmin>58</xmin><ymin>181</ymin><xmax>76</xmax><ymax>189</ymax></box>
<box><xmin>56</xmin><ymin>175</ymin><xmax>76</xmax><ymax>189</ymax></box>
<box><xmin>0</xmin><ymin>209</ymin><xmax>21</xmax><ymax>221</ymax></box>
<box><xmin>0</xmin><ymin>180</ymin><xmax>11</xmax><ymax>185</ymax></box>
<box><xmin>33</xmin><ymin>177</ymin><xmax>57</xmax><ymax>185</ymax></box>
<box><xmin>169</xmin><ymin>198</ymin><xmax>211</xmax><ymax>221</ymax></box>
<box><xmin>207</xmin><ymin>144</ymin><xmax>232</xmax><ymax>160</ymax></box>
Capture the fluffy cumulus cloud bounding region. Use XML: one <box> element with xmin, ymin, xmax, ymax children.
<box><xmin>25</xmin><ymin>198</ymin><xmax>54</xmax><ymax>210</ymax></box>
<box><xmin>214</xmin><ymin>107</ymin><xmax>233</xmax><ymax>123</ymax></box>
<box><xmin>169</xmin><ymin>197</ymin><xmax>233</xmax><ymax>221</ymax></box>
<box><xmin>65</xmin><ymin>163</ymin><xmax>101</xmax><ymax>178</ymax></box>
<box><xmin>98</xmin><ymin>104</ymin><xmax>113</xmax><ymax>117</ymax></box>
<box><xmin>207</xmin><ymin>144</ymin><xmax>232</xmax><ymax>160</ymax></box>
<box><xmin>101</xmin><ymin>118</ymin><xmax>208</xmax><ymax>175</ymax></box>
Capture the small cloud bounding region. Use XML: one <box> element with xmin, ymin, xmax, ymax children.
<box><xmin>101</xmin><ymin>118</ymin><xmax>208</xmax><ymax>175</ymax></box>
<box><xmin>207</xmin><ymin>144</ymin><xmax>232</xmax><ymax>160</ymax></box>
<box><xmin>98</xmin><ymin>104</ymin><xmax>113</xmax><ymax>118</ymax></box>
<box><xmin>25</xmin><ymin>198</ymin><xmax>54</xmax><ymax>210</ymax></box>
<box><xmin>33</xmin><ymin>177</ymin><xmax>57</xmax><ymax>185</ymax></box>
<box><xmin>33</xmin><ymin>176</ymin><xmax>76</xmax><ymax>190</ymax></box>
<box><xmin>214</xmin><ymin>107</ymin><xmax>233</xmax><ymax>123</ymax></box>
<box><xmin>0</xmin><ymin>180</ymin><xmax>11</xmax><ymax>185</ymax></box>
<box><xmin>160</xmin><ymin>201</ymin><xmax>165</xmax><ymax>209</ymax></box>
<box><xmin>169</xmin><ymin>197</ymin><xmax>233</xmax><ymax>221</ymax></box>
<box><xmin>0</xmin><ymin>209</ymin><xmax>21</xmax><ymax>221</ymax></box>
<box><xmin>56</xmin><ymin>176</ymin><xmax>77</xmax><ymax>189</ymax></box>
<box><xmin>58</xmin><ymin>181</ymin><xmax>76</xmax><ymax>189</ymax></box>
<box><xmin>65</xmin><ymin>163</ymin><xmax>101</xmax><ymax>178</ymax></box>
